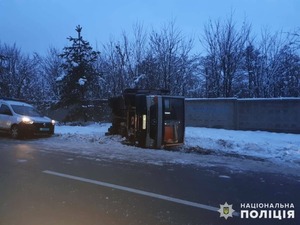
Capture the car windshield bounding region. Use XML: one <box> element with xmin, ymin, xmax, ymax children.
<box><xmin>11</xmin><ymin>105</ymin><xmax>42</xmax><ymax>117</ymax></box>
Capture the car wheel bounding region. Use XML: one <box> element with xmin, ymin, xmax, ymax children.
<box><xmin>11</xmin><ymin>125</ymin><xmax>20</xmax><ymax>139</ymax></box>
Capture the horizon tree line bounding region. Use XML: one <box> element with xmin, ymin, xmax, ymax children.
<box><xmin>0</xmin><ymin>17</ymin><xmax>299</xmax><ymax>105</ymax></box>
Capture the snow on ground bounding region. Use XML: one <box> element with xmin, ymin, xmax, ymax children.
<box><xmin>184</xmin><ymin>127</ymin><xmax>300</xmax><ymax>165</ymax></box>
<box><xmin>50</xmin><ymin>123</ymin><xmax>300</xmax><ymax>175</ymax></box>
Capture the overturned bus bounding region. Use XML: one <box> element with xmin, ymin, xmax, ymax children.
<box><xmin>107</xmin><ymin>89</ymin><xmax>185</xmax><ymax>149</ymax></box>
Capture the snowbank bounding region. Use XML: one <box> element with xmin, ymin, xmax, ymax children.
<box><xmin>184</xmin><ymin>127</ymin><xmax>300</xmax><ymax>166</ymax></box>
<box><xmin>52</xmin><ymin>123</ymin><xmax>300</xmax><ymax>173</ymax></box>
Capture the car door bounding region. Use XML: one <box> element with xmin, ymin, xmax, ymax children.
<box><xmin>0</xmin><ymin>104</ymin><xmax>13</xmax><ymax>130</ymax></box>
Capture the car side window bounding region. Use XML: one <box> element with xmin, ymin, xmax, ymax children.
<box><xmin>0</xmin><ymin>104</ymin><xmax>13</xmax><ymax>116</ymax></box>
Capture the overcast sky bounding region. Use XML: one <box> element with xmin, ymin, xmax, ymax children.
<box><xmin>0</xmin><ymin>0</ymin><xmax>299</xmax><ymax>55</ymax></box>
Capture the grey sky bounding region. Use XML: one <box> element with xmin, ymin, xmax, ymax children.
<box><xmin>0</xmin><ymin>0</ymin><xmax>299</xmax><ymax>55</ymax></box>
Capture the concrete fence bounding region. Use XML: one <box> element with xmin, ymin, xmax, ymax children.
<box><xmin>185</xmin><ymin>98</ymin><xmax>300</xmax><ymax>134</ymax></box>
<box><xmin>40</xmin><ymin>97</ymin><xmax>300</xmax><ymax>134</ymax></box>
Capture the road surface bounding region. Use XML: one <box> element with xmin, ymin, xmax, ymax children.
<box><xmin>0</xmin><ymin>136</ymin><xmax>299</xmax><ymax>225</ymax></box>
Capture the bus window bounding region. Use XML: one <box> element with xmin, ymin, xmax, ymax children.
<box><xmin>163</xmin><ymin>97</ymin><xmax>184</xmax><ymax>145</ymax></box>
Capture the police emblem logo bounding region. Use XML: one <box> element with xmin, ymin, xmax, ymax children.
<box><xmin>218</xmin><ymin>202</ymin><xmax>235</xmax><ymax>220</ymax></box>
<box><xmin>223</xmin><ymin>207</ymin><xmax>229</xmax><ymax>215</ymax></box>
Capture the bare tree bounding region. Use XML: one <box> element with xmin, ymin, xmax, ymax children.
<box><xmin>40</xmin><ymin>47</ymin><xmax>64</xmax><ymax>100</ymax></box>
<box><xmin>148</xmin><ymin>20</ymin><xmax>197</xmax><ymax>95</ymax></box>
<box><xmin>98</xmin><ymin>23</ymin><xmax>149</xmax><ymax>96</ymax></box>
<box><xmin>241</xmin><ymin>42</ymin><xmax>261</xmax><ymax>97</ymax></box>
<box><xmin>201</xmin><ymin>16</ymin><xmax>251</xmax><ymax>97</ymax></box>
<box><xmin>257</xmin><ymin>29</ymin><xmax>300</xmax><ymax>97</ymax></box>
<box><xmin>132</xmin><ymin>22</ymin><xmax>147</xmax><ymax>76</ymax></box>
<box><xmin>0</xmin><ymin>43</ymin><xmax>41</xmax><ymax>100</ymax></box>
<box><xmin>100</xmin><ymin>38</ymin><xmax>123</xmax><ymax>97</ymax></box>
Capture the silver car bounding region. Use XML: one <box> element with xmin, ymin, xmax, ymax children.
<box><xmin>0</xmin><ymin>98</ymin><xmax>55</xmax><ymax>138</ymax></box>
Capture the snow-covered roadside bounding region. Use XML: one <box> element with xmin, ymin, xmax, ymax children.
<box><xmin>184</xmin><ymin>127</ymin><xmax>300</xmax><ymax>166</ymax></box>
<box><xmin>52</xmin><ymin>123</ymin><xmax>300</xmax><ymax>173</ymax></box>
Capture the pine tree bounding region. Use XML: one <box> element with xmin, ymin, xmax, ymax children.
<box><xmin>59</xmin><ymin>25</ymin><xmax>100</xmax><ymax>105</ymax></box>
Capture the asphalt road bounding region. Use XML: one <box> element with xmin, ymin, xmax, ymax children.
<box><xmin>0</xmin><ymin>136</ymin><xmax>299</xmax><ymax>225</ymax></box>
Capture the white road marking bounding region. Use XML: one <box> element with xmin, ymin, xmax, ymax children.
<box><xmin>219</xmin><ymin>175</ymin><xmax>231</xmax><ymax>179</ymax></box>
<box><xmin>17</xmin><ymin>159</ymin><xmax>28</xmax><ymax>163</ymax></box>
<box><xmin>43</xmin><ymin>170</ymin><xmax>239</xmax><ymax>216</ymax></box>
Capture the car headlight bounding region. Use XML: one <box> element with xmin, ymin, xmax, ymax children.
<box><xmin>51</xmin><ymin>120</ymin><xmax>56</xmax><ymax>125</ymax></box>
<box><xmin>22</xmin><ymin>116</ymin><xmax>34</xmax><ymax>124</ymax></box>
